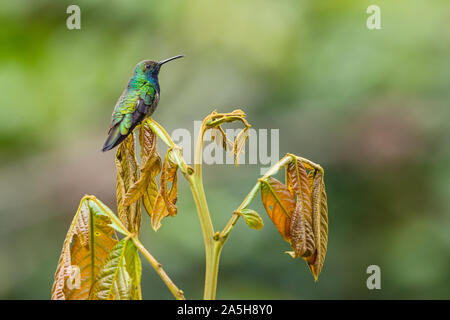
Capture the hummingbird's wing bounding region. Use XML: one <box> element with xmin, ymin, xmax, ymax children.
<box><xmin>102</xmin><ymin>85</ymin><xmax>156</xmax><ymax>152</ymax></box>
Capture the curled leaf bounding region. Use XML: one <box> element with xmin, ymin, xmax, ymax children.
<box><xmin>115</xmin><ymin>134</ymin><xmax>141</xmax><ymax>234</ymax></box>
<box><xmin>205</xmin><ymin>109</ymin><xmax>249</xmax><ymax>129</ymax></box>
<box><xmin>233</xmin><ymin>127</ymin><xmax>249</xmax><ymax>166</ymax></box>
<box><xmin>151</xmin><ymin>150</ymin><xmax>179</xmax><ymax>231</ymax></box>
<box><xmin>141</xmin><ymin>156</ymin><xmax>161</xmax><ymax>218</ymax></box>
<box><xmin>211</xmin><ymin>126</ymin><xmax>234</xmax><ymax>152</ymax></box>
<box><xmin>211</xmin><ymin>127</ymin><xmax>224</xmax><ymax>148</ymax></box>
<box><xmin>259</xmin><ymin>155</ymin><xmax>329</xmax><ymax>281</ymax></box>
<box><xmin>287</xmin><ymin>160</ymin><xmax>315</xmax><ymax>258</ymax></box>
<box><xmin>202</xmin><ymin>110</ymin><xmax>251</xmax><ymax>157</ymax></box>
<box><xmin>139</xmin><ymin>119</ymin><xmax>158</xmax><ymax>164</ymax></box>
<box><xmin>123</xmin><ymin>123</ymin><xmax>162</xmax><ymax>225</ymax></box>
<box><xmin>308</xmin><ymin>170</ymin><xmax>328</xmax><ymax>281</ymax></box>
<box><xmin>240</xmin><ymin>208</ymin><xmax>264</xmax><ymax>230</ymax></box>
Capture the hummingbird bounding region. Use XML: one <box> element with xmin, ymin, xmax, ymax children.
<box><xmin>102</xmin><ymin>55</ymin><xmax>184</xmax><ymax>152</ymax></box>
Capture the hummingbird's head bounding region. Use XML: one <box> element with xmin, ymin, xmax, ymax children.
<box><xmin>135</xmin><ymin>55</ymin><xmax>184</xmax><ymax>79</ymax></box>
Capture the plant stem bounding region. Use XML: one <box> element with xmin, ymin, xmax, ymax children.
<box><xmin>87</xmin><ymin>195</ymin><xmax>185</xmax><ymax>300</ymax></box>
<box><xmin>149</xmin><ymin>116</ymin><xmax>291</xmax><ymax>300</ymax></box>
<box><xmin>131</xmin><ymin>237</ymin><xmax>186</xmax><ymax>300</ymax></box>
<box><xmin>190</xmin><ymin>122</ymin><xmax>217</xmax><ymax>299</ymax></box>
<box><xmin>149</xmin><ymin>118</ymin><xmax>218</xmax><ymax>299</ymax></box>
<box><xmin>219</xmin><ymin>182</ymin><xmax>261</xmax><ymax>241</ymax></box>
<box><xmin>218</xmin><ymin>154</ymin><xmax>293</xmax><ymax>241</ymax></box>
<box><xmin>187</xmin><ymin>175</ymin><xmax>217</xmax><ymax>299</ymax></box>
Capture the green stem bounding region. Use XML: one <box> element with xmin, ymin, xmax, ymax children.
<box><xmin>149</xmin><ymin>118</ymin><xmax>217</xmax><ymax>299</ymax></box>
<box><xmin>86</xmin><ymin>195</ymin><xmax>185</xmax><ymax>300</ymax></box>
<box><xmin>219</xmin><ymin>182</ymin><xmax>261</xmax><ymax>241</ymax></box>
<box><xmin>218</xmin><ymin>154</ymin><xmax>293</xmax><ymax>241</ymax></box>
<box><xmin>191</xmin><ymin>123</ymin><xmax>218</xmax><ymax>299</ymax></box>
<box><xmin>147</xmin><ymin>118</ymin><xmax>301</xmax><ymax>300</ymax></box>
<box><xmin>186</xmin><ymin>174</ymin><xmax>216</xmax><ymax>299</ymax></box>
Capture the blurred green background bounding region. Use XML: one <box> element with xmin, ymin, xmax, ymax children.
<box><xmin>1</xmin><ymin>0</ymin><xmax>449</xmax><ymax>299</ymax></box>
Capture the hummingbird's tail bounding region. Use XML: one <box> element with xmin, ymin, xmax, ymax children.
<box><xmin>102</xmin><ymin>125</ymin><xmax>127</xmax><ymax>152</ymax></box>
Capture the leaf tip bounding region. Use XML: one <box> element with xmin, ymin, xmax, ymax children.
<box><xmin>285</xmin><ymin>251</ymin><xmax>296</xmax><ymax>258</ymax></box>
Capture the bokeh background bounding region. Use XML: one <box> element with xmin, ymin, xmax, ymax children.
<box><xmin>1</xmin><ymin>0</ymin><xmax>449</xmax><ymax>299</ymax></box>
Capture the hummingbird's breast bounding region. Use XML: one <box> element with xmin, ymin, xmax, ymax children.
<box><xmin>147</xmin><ymin>90</ymin><xmax>160</xmax><ymax>117</ymax></box>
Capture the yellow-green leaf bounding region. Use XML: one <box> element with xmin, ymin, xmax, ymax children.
<box><xmin>92</xmin><ymin>238</ymin><xmax>131</xmax><ymax>300</ymax></box>
<box><xmin>124</xmin><ymin>239</ymin><xmax>142</xmax><ymax>299</ymax></box>
<box><xmin>92</xmin><ymin>237</ymin><xmax>142</xmax><ymax>300</ymax></box>
<box><xmin>240</xmin><ymin>208</ymin><xmax>264</xmax><ymax>230</ymax></box>
<box><xmin>88</xmin><ymin>198</ymin><xmax>129</xmax><ymax>236</ymax></box>
<box><xmin>51</xmin><ymin>197</ymin><xmax>119</xmax><ymax>300</ymax></box>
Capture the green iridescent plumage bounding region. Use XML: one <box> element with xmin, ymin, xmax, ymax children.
<box><xmin>102</xmin><ymin>55</ymin><xmax>184</xmax><ymax>152</ymax></box>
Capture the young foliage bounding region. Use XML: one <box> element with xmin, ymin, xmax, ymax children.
<box><xmin>239</xmin><ymin>208</ymin><xmax>264</xmax><ymax>230</ymax></box>
<box><xmin>233</xmin><ymin>127</ymin><xmax>250</xmax><ymax>165</ymax></box>
<box><xmin>116</xmin><ymin>134</ymin><xmax>141</xmax><ymax>234</ymax></box>
<box><xmin>287</xmin><ymin>159</ymin><xmax>315</xmax><ymax>258</ymax></box>
<box><xmin>121</xmin><ymin>120</ymin><xmax>179</xmax><ymax>231</ymax></box>
<box><xmin>93</xmin><ymin>237</ymin><xmax>141</xmax><ymax>300</ymax></box>
<box><xmin>309</xmin><ymin>170</ymin><xmax>328</xmax><ymax>279</ymax></box>
<box><xmin>123</xmin><ymin>123</ymin><xmax>162</xmax><ymax>225</ymax></box>
<box><xmin>203</xmin><ymin>109</ymin><xmax>251</xmax><ymax>165</ymax></box>
<box><xmin>51</xmin><ymin>196</ymin><xmax>140</xmax><ymax>300</ymax></box>
<box><xmin>260</xmin><ymin>177</ymin><xmax>295</xmax><ymax>241</ymax></box>
<box><xmin>260</xmin><ymin>155</ymin><xmax>329</xmax><ymax>281</ymax></box>
<box><xmin>52</xmin><ymin>108</ymin><xmax>329</xmax><ymax>300</ymax></box>
<box><xmin>151</xmin><ymin>151</ymin><xmax>178</xmax><ymax>231</ymax></box>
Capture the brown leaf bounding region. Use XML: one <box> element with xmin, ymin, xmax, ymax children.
<box><xmin>307</xmin><ymin>169</ymin><xmax>315</xmax><ymax>192</ymax></box>
<box><xmin>264</xmin><ymin>155</ymin><xmax>329</xmax><ymax>281</ymax></box>
<box><xmin>260</xmin><ymin>177</ymin><xmax>295</xmax><ymax>241</ymax></box>
<box><xmin>161</xmin><ymin>155</ymin><xmax>178</xmax><ymax>216</ymax></box>
<box><xmin>211</xmin><ymin>126</ymin><xmax>233</xmax><ymax>152</ymax></box>
<box><xmin>286</xmin><ymin>160</ymin><xmax>315</xmax><ymax>258</ymax></box>
<box><xmin>115</xmin><ymin>134</ymin><xmax>141</xmax><ymax>234</ymax></box>
<box><xmin>139</xmin><ymin>120</ymin><xmax>158</xmax><ymax>165</ymax></box>
<box><xmin>308</xmin><ymin>170</ymin><xmax>328</xmax><ymax>281</ymax></box>
<box><xmin>151</xmin><ymin>152</ymin><xmax>178</xmax><ymax>231</ymax></box>
<box><xmin>123</xmin><ymin>123</ymin><xmax>161</xmax><ymax>219</ymax></box>
<box><xmin>124</xmin><ymin>156</ymin><xmax>161</xmax><ymax>206</ymax></box>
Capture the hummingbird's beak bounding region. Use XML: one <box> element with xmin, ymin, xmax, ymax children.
<box><xmin>158</xmin><ymin>55</ymin><xmax>184</xmax><ymax>66</ymax></box>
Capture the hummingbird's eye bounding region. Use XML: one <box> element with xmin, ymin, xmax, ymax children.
<box><xmin>145</xmin><ymin>64</ymin><xmax>151</xmax><ymax>69</ymax></box>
